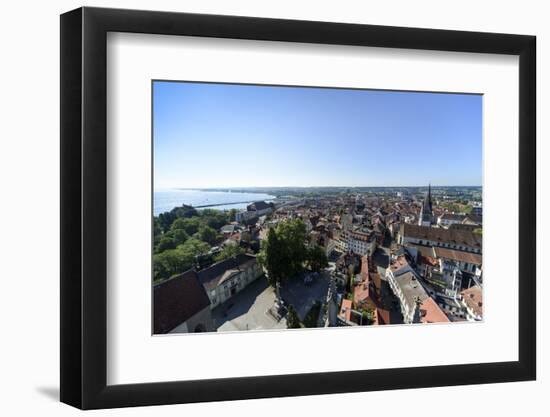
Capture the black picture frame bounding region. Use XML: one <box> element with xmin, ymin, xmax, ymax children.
<box><xmin>60</xmin><ymin>6</ymin><xmax>536</xmax><ymax>410</ymax></box>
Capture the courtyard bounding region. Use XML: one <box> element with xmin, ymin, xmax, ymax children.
<box><xmin>279</xmin><ymin>271</ymin><xmax>331</xmax><ymax>320</ymax></box>
<box><xmin>212</xmin><ymin>270</ymin><xmax>331</xmax><ymax>332</ymax></box>
<box><xmin>212</xmin><ymin>276</ymin><xmax>287</xmax><ymax>332</ymax></box>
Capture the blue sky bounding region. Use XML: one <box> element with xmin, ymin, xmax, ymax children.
<box><xmin>153</xmin><ymin>81</ymin><xmax>482</xmax><ymax>189</ymax></box>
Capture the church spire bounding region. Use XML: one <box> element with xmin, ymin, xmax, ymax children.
<box><xmin>423</xmin><ymin>183</ymin><xmax>432</xmax><ymax>212</ymax></box>
<box><xmin>419</xmin><ymin>183</ymin><xmax>434</xmax><ymax>226</ymax></box>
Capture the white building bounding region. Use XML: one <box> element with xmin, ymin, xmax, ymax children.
<box><xmin>235</xmin><ymin>210</ymin><xmax>259</xmax><ymax>223</ymax></box>
<box><xmin>433</xmin><ymin>247</ymin><xmax>482</xmax><ymax>275</ymax></box>
<box><xmin>198</xmin><ymin>254</ymin><xmax>263</xmax><ymax>308</ymax></box>
<box><xmin>438</xmin><ymin>213</ymin><xmax>466</xmax><ymax>227</ymax></box>
<box><xmin>235</xmin><ymin>201</ymin><xmax>273</xmax><ymax>223</ymax></box>
<box><xmin>459</xmin><ymin>285</ymin><xmax>483</xmax><ymax>321</ymax></box>
<box><xmin>386</xmin><ymin>270</ymin><xmax>426</xmax><ymax>324</ymax></box>
<box><xmin>341</xmin><ymin>230</ymin><xmax>377</xmax><ymax>257</ymax></box>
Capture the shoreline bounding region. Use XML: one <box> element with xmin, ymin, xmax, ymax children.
<box><xmin>154</xmin><ymin>189</ymin><xmax>278</xmax><ymax>216</ymax></box>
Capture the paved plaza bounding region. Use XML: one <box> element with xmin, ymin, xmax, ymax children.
<box><xmin>212</xmin><ymin>270</ymin><xmax>331</xmax><ymax>332</ymax></box>
<box><xmin>279</xmin><ymin>271</ymin><xmax>330</xmax><ymax>321</ymax></box>
<box><xmin>212</xmin><ymin>276</ymin><xmax>287</xmax><ymax>332</ymax></box>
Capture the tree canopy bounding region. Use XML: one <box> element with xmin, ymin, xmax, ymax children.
<box><xmin>171</xmin><ymin>217</ymin><xmax>201</xmax><ymax>236</ymax></box>
<box><xmin>361</xmin><ymin>307</ymin><xmax>375</xmax><ymax>325</ymax></box>
<box><xmin>198</xmin><ymin>224</ymin><xmax>219</xmax><ymax>245</ymax></box>
<box><xmin>286</xmin><ymin>305</ymin><xmax>302</xmax><ymax>329</ymax></box>
<box><xmin>307</xmin><ymin>245</ymin><xmax>328</xmax><ymax>272</ymax></box>
<box><xmin>214</xmin><ymin>244</ymin><xmax>245</xmax><ymax>262</ymax></box>
<box><xmin>153</xmin><ymin>238</ymin><xmax>210</xmax><ymax>281</ymax></box>
<box><xmin>257</xmin><ymin>218</ymin><xmax>328</xmax><ymax>286</ymax></box>
<box><xmin>153</xmin><ymin>205</ymin><xmax>249</xmax><ymax>282</ymax></box>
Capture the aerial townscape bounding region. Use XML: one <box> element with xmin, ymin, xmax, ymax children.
<box><xmin>153</xmin><ymin>185</ymin><xmax>483</xmax><ymax>334</ymax></box>
<box><xmin>152</xmin><ymin>81</ymin><xmax>482</xmax><ymax>335</ymax></box>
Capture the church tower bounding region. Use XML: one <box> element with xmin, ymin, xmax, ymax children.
<box><xmin>419</xmin><ymin>184</ymin><xmax>434</xmax><ymax>227</ymax></box>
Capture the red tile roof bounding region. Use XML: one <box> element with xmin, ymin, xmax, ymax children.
<box><xmin>340</xmin><ymin>299</ymin><xmax>353</xmax><ymax>321</ymax></box>
<box><xmin>419</xmin><ymin>255</ymin><xmax>438</xmax><ymax>266</ymax></box>
<box><xmin>153</xmin><ymin>270</ymin><xmax>211</xmax><ymax>334</ymax></box>
<box><xmin>402</xmin><ymin>223</ymin><xmax>482</xmax><ymax>249</ymax></box>
<box><xmin>419</xmin><ymin>297</ymin><xmax>450</xmax><ymax>323</ymax></box>
<box><xmin>377</xmin><ymin>308</ymin><xmax>391</xmax><ymax>325</ymax></box>
<box><xmin>461</xmin><ymin>286</ymin><xmax>483</xmax><ymax>317</ymax></box>
<box><xmin>360</xmin><ymin>256</ymin><xmax>369</xmax><ymax>282</ymax></box>
<box><xmin>353</xmin><ymin>282</ymin><xmax>370</xmax><ymax>307</ymax></box>
<box><xmin>434</xmin><ymin>247</ymin><xmax>482</xmax><ymax>265</ymax></box>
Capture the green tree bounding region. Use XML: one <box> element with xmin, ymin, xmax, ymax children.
<box><xmin>257</xmin><ymin>228</ymin><xmax>286</xmax><ymax>285</ymax></box>
<box><xmin>228</xmin><ymin>208</ymin><xmax>238</xmax><ymax>222</ymax></box>
<box><xmin>197</xmin><ymin>225</ymin><xmax>219</xmax><ymax>245</ymax></box>
<box><xmin>152</xmin><ymin>238</ymin><xmax>210</xmax><ymax>281</ymax></box>
<box><xmin>170</xmin><ymin>228</ymin><xmax>189</xmax><ymax>246</ymax></box>
<box><xmin>156</xmin><ymin>236</ymin><xmax>176</xmax><ymax>253</ymax></box>
<box><xmin>277</xmin><ymin>219</ymin><xmax>307</xmax><ymax>275</ymax></box>
<box><xmin>307</xmin><ymin>245</ymin><xmax>328</xmax><ymax>272</ymax></box>
<box><xmin>170</xmin><ymin>205</ymin><xmax>198</xmax><ymax>219</ymax></box>
<box><xmin>157</xmin><ymin>211</ymin><xmax>176</xmax><ymax>232</ymax></box>
<box><xmin>179</xmin><ymin>237</ymin><xmax>210</xmax><ymax>256</ymax></box>
<box><xmin>153</xmin><ymin>218</ymin><xmax>163</xmax><ymax>238</ymax></box>
<box><xmin>286</xmin><ymin>305</ymin><xmax>301</xmax><ymax>329</ymax></box>
<box><xmin>200</xmin><ymin>209</ymin><xmax>229</xmax><ymax>230</ymax></box>
<box><xmin>156</xmin><ymin>204</ymin><xmax>198</xmax><ymax>232</ymax></box>
<box><xmin>347</xmin><ymin>268</ymin><xmax>355</xmax><ymax>295</ymax></box>
<box><xmin>171</xmin><ymin>217</ymin><xmax>200</xmax><ymax>236</ymax></box>
<box><xmin>258</xmin><ymin>219</ymin><xmax>308</xmax><ymax>286</ymax></box>
<box><xmin>303</xmin><ymin>301</ymin><xmax>321</xmax><ymax>328</ymax></box>
<box><xmin>361</xmin><ymin>307</ymin><xmax>375</xmax><ymax>325</ymax></box>
<box><xmin>215</xmin><ymin>244</ymin><xmax>245</xmax><ymax>262</ymax></box>
<box><xmin>153</xmin><ymin>249</ymin><xmax>186</xmax><ymax>281</ymax></box>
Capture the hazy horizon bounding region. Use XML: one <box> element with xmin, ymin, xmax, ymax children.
<box><xmin>155</xmin><ymin>184</ymin><xmax>482</xmax><ymax>191</ymax></box>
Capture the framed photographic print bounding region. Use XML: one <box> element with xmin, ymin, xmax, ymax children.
<box><xmin>60</xmin><ymin>7</ymin><xmax>536</xmax><ymax>410</ymax></box>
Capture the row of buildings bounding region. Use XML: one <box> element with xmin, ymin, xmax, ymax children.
<box><xmin>154</xmin><ymin>185</ymin><xmax>483</xmax><ymax>333</ymax></box>
<box><xmin>154</xmin><ymin>253</ymin><xmax>263</xmax><ymax>334</ymax></box>
<box><xmin>327</xmin><ymin>186</ymin><xmax>483</xmax><ymax>326</ymax></box>
<box><xmin>263</xmin><ymin>185</ymin><xmax>483</xmax><ymax>327</ymax></box>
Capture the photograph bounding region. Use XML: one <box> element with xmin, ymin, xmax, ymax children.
<box><xmin>152</xmin><ymin>81</ymin><xmax>483</xmax><ymax>334</ymax></box>
<box><xmin>53</xmin><ymin>4</ymin><xmax>538</xmax><ymax>411</ymax></box>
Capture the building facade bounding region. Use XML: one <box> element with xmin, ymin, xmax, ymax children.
<box><xmin>341</xmin><ymin>230</ymin><xmax>377</xmax><ymax>257</ymax></box>
<box><xmin>235</xmin><ymin>201</ymin><xmax>274</xmax><ymax>223</ymax></box>
<box><xmin>398</xmin><ymin>223</ymin><xmax>482</xmax><ymax>254</ymax></box>
<box><xmin>198</xmin><ymin>254</ymin><xmax>263</xmax><ymax>309</ymax></box>
<box><xmin>153</xmin><ymin>270</ymin><xmax>214</xmax><ymax>334</ymax></box>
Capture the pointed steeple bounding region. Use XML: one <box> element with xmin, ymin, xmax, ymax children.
<box><xmin>419</xmin><ymin>183</ymin><xmax>434</xmax><ymax>226</ymax></box>
<box><xmin>423</xmin><ymin>183</ymin><xmax>432</xmax><ymax>212</ymax></box>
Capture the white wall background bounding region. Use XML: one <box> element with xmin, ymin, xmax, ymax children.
<box><xmin>0</xmin><ymin>0</ymin><xmax>545</xmax><ymax>415</ymax></box>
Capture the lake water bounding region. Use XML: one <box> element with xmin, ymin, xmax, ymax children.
<box><xmin>154</xmin><ymin>189</ymin><xmax>276</xmax><ymax>216</ymax></box>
